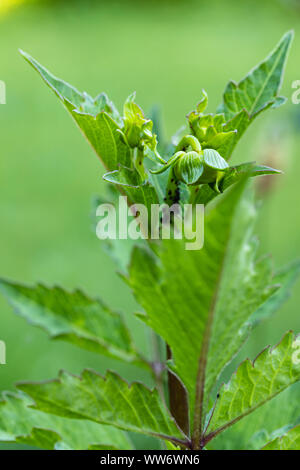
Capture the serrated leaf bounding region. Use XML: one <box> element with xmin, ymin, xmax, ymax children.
<box><xmin>0</xmin><ymin>392</ymin><xmax>132</xmax><ymax>450</ymax></box>
<box><xmin>262</xmin><ymin>425</ymin><xmax>300</xmax><ymax>450</ymax></box>
<box><xmin>0</xmin><ymin>280</ymin><xmax>146</xmax><ymax>367</ymax></box>
<box><xmin>72</xmin><ymin>111</ymin><xmax>131</xmax><ymax>169</ymax></box>
<box><xmin>219</xmin><ymin>31</ymin><xmax>293</xmax><ymax>156</ymax></box>
<box><xmin>205</xmin><ymin>332</ymin><xmax>300</xmax><ymax>440</ymax></box>
<box><xmin>20</xmin><ymin>50</ymin><xmax>132</xmax><ymax>172</ymax></box>
<box><xmin>209</xmin><ymin>382</ymin><xmax>300</xmax><ymax>450</ymax></box>
<box><xmin>128</xmin><ymin>182</ymin><xmax>282</xmax><ymax>430</ymax></box>
<box><xmin>17</xmin><ymin>370</ymin><xmax>187</xmax><ymax>446</ymax></box>
<box><xmin>220</xmin><ymin>31</ymin><xmax>292</xmax><ymax>119</ymax></box>
<box><xmin>20</xmin><ymin>50</ymin><xmax>160</xmax><ymax>209</ymax></box>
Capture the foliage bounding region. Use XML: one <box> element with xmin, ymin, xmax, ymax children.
<box><xmin>0</xmin><ymin>31</ymin><xmax>299</xmax><ymax>450</ymax></box>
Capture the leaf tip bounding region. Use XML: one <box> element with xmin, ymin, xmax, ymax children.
<box><xmin>18</xmin><ymin>49</ymin><xmax>31</xmax><ymax>61</ymax></box>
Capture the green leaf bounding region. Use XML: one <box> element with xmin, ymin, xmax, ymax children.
<box><xmin>209</xmin><ymin>382</ymin><xmax>300</xmax><ymax>450</ymax></box>
<box><xmin>0</xmin><ymin>280</ymin><xmax>146</xmax><ymax>367</ymax></box>
<box><xmin>20</xmin><ymin>51</ymin><xmax>162</xmax><ymax>213</ymax></box>
<box><xmin>262</xmin><ymin>425</ymin><xmax>300</xmax><ymax>450</ymax></box>
<box><xmin>20</xmin><ymin>50</ymin><xmax>131</xmax><ymax>172</ymax></box>
<box><xmin>205</xmin><ymin>332</ymin><xmax>300</xmax><ymax>439</ymax></box>
<box><xmin>203</xmin><ymin>149</ymin><xmax>228</xmax><ymax>170</ymax></box>
<box><xmin>128</xmin><ymin>183</ymin><xmax>280</xmax><ymax>427</ymax></box>
<box><xmin>71</xmin><ymin>111</ymin><xmax>131</xmax><ymax>169</ymax></box>
<box><xmin>0</xmin><ymin>391</ymin><xmax>132</xmax><ymax>450</ymax></box>
<box><xmin>189</xmin><ymin>32</ymin><xmax>292</xmax><ymax>163</ymax></box>
<box><xmin>219</xmin><ymin>31</ymin><xmax>293</xmax><ymax>154</ymax></box>
<box><xmin>220</xmin><ymin>31</ymin><xmax>293</xmax><ymax>118</ymax></box>
<box><xmin>17</xmin><ymin>370</ymin><xmax>187</xmax><ymax>446</ymax></box>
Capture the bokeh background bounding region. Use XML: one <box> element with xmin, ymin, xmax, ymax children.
<box><xmin>0</xmin><ymin>0</ymin><xmax>300</xmax><ymax>449</ymax></box>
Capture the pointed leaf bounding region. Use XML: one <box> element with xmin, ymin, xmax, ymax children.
<box><xmin>20</xmin><ymin>50</ymin><xmax>132</xmax><ymax>171</ymax></box>
<box><xmin>191</xmin><ymin>162</ymin><xmax>281</xmax><ymax>206</ymax></box>
<box><xmin>0</xmin><ymin>280</ymin><xmax>146</xmax><ymax>367</ymax></box>
<box><xmin>220</xmin><ymin>31</ymin><xmax>293</xmax><ymax>120</ymax></box>
<box><xmin>71</xmin><ymin>111</ymin><xmax>131</xmax><ymax>169</ymax></box>
<box><xmin>209</xmin><ymin>382</ymin><xmax>300</xmax><ymax>450</ymax></box>
<box><xmin>219</xmin><ymin>31</ymin><xmax>293</xmax><ymax>156</ymax></box>
<box><xmin>196</xmin><ymin>90</ymin><xmax>208</xmax><ymax>113</ymax></box>
<box><xmin>0</xmin><ymin>392</ymin><xmax>132</xmax><ymax>450</ymax></box>
<box><xmin>17</xmin><ymin>370</ymin><xmax>187</xmax><ymax>445</ymax></box>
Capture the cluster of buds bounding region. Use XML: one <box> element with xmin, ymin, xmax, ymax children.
<box><xmin>151</xmin><ymin>135</ymin><xmax>229</xmax><ymax>198</ymax></box>
<box><xmin>118</xmin><ymin>93</ymin><xmax>165</xmax><ymax>179</ymax></box>
<box><xmin>118</xmin><ymin>93</ymin><xmax>233</xmax><ymax>203</ymax></box>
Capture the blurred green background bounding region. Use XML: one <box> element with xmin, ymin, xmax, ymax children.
<box><xmin>0</xmin><ymin>0</ymin><xmax>300</xmax><ymax>449</ymax></box>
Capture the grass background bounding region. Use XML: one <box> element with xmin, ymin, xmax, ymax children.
<box><xmin>0</xmin><ymin>0</ymin><xmax>299</xmax><ymax>449</ymax></box>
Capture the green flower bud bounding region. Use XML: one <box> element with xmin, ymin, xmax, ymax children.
<box><xmin>174</xmin><ymin>151</ymin><xmax>204</xmax><ymax>185</ymax></box>
<box><xmin>123</xmin><ymin>92</ymin><xmax>150</xmax><ymax>148</ymax></box>
<box><xmin>151</xmin><ymin>135</ymin><xmax>229</xmax><ymax>193</ymax></box>
<box><xmin>174</xmin><ymin>148</ymin><xmax>228</xmax><ymax>186</ymax></box>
